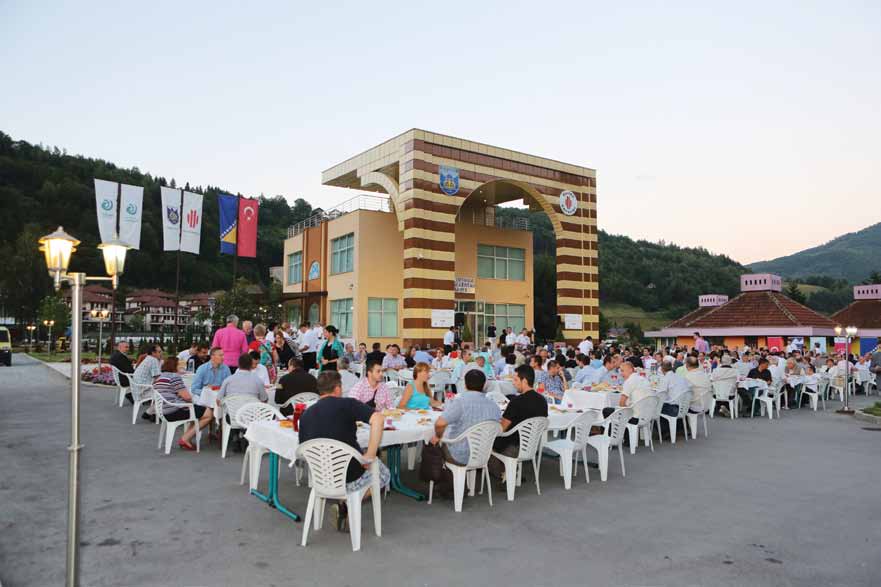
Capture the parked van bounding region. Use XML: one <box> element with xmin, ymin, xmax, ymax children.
<box><xmin>0</xmin><ymin>326</ymin><xmax>11</xmax><ymax>366</ymax></box>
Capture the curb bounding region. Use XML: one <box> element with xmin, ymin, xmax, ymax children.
<box><xmin>23</xmin><ymin>353</ymin><xmax>113</xmax><ymax>386</ymax></box>
<box><xmin>854</xmin><ymin>409</ymin><xmax>881</xmax><ymax>426</ymax></box>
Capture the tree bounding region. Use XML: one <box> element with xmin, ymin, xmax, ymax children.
<box><xmin>865</xmin><ymin>271</ymin><xmax>881</xmax><ymax>285</ymax></box>
<box><xmin>212</xmin><ymin>278</ymin><xmax>260</xmax><ymax>328</ymax></box>
<box><xmin>37</xmin><ymin>294</ymin><xmax>70</xmax><ymax>337</ymax></box>
<box><xmin>784</xmin><ymin>281</ymin><xmax>807</xmax><ymax>305</ymax></box>
<box><xmin>0</xmin><ymin>224</ymin><xmax>52</xmax><ymax>324</ymax></box>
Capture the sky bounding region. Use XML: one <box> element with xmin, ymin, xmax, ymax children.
<box><xmin>1</xmin><ymin>0</ymin><xmax>879</xmax><ymax>264</ymax></box>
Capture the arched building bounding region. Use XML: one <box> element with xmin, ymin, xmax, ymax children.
<box><xmin>281</xmin><ymin>129</ymin><xmax>598</xmax><ymax>348</ymax></box>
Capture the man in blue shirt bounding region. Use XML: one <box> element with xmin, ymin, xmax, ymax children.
<box><xmin>191</xmin><ymin>347</ymin><xmax>231</xmax><ymax>397</ymax></box>
<box><xmin>413</xmin><ymin>346</ymin><xmax>433</xmax><ymax>364</ymax></box>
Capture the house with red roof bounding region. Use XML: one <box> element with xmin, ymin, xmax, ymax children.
<box><xmin>831</xmin><ymin>284</ymin><xmax>881</xmax><ymax>355</ymax></box>
<box><xmin>646</xmin><ymin>274</ymin><xmax>839</xmax><ymax>351</ymax></box>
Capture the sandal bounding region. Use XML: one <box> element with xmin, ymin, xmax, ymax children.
<box><xmin>178</xmin><ymin>439</ymin><xmax>196</xmax><ymax>451</ymax></box>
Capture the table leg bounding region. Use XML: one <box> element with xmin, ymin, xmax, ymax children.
<box><xmin>250</xmin><ymin>453</ymin><xmax>301</xmax><ymax>521</ymax></box>
<box><xmin>386</xmin><ymin>446</ymin><xmax>426</xmax><ymax>501</ymax></box>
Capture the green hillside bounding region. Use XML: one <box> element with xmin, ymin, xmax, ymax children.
<box><xmin>748</xmin><ymin>223</ymin><xmax>881</xmax><ymax>282</ymax></box>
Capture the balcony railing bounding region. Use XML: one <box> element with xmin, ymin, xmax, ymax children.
<box><xmin>288</xmin><ymin>194</ymin><xmax>391</xmax><ymax>237</ymax></box>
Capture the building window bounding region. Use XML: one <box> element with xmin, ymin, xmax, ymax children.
<box><xmin>367</xmin><ymin>298</ymin><xmax>397</xmax><ymax>337</ymax></box>
<box><xmin>308</xmin><ymin>303</ymin><xmax>320</xmax><ymax>325</ymax></box>
<box><xmin>477</xmin><ymin>245</ymin><xmax>525</xmax><ymax>280</ymax></box>
<box><xmin>485</xmin><ymin>303</ymin><xmax>525</xmax><ymax>332</ymax></box>
<box><xmin>288</xmin><ymin>305</ymin><xmax>302</xmax><ymax>327</ymax></box>
<box><xmin>331</xmin><ymin>233</ymin><xmax>354</xmax><ymax>275</ymax></box>
<box><xmin>330</xmin><ymin>298</ymin><xmax>353</xmax><ymax>338</ymax></box>
<box><xmin>287</xmin><ymin>251</ymin><xmax>302</xmax><ymax>284</ymax></box>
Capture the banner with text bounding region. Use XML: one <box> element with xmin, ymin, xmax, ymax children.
<box><xmin>118</xmin><ymin>183</ymin><xmax>143</xmax><ymax>249</ymax></box>
<box><xmin>160</xmin><ymin>186</ymin><xmax>182</xmax><ymax>251</ymax></box>
<box><xmin>180</xmin><ymin>191</ymin><xmax>203</xmax><ymax>254</ymax></box>
<box><xmin>94</xmin><ymin>179</ymin><xmax>118</xmax><ymax>244</ymax></box>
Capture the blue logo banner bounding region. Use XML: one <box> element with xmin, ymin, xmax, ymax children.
<box><xmin>439</xmin><ymin>165</ymin><xmax>460</xmax><ymax>196</ymax></box>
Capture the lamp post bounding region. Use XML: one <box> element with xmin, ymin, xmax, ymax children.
<box><xmin>43</xmin><ymin>319</ymin><xmax>55</xmax><ymax>355</ymax></box>
<box><xmin>834</xmin><ymin>325</ymin><xmax>858</xmax><ymax>414</ymax></box>
<box><xmin>90</xmin><ymin>309</ymin><xmax>109</xmax><ymax>365</ymax></box>
<box><xmin>38</xmin><ymin>226</ymin><xmax>128</xmax><ymax>587</ymax></box>
<box><xmin>26</xmin><ymin>324</ymin><xmax>36</xmax><ymax>349</ymax></box>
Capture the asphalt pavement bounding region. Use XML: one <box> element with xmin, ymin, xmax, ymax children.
<box><xmin>1</xmin><ymin>353</ymin><xmax>879</xmax><ymax>587</ymax></box>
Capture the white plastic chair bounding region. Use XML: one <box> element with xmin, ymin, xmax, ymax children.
<box><xmin>659</xmin><ymin>391</ymin><xmax>692</xmax><ymax>445</ymax></box>
<box><xmin>154</xmin><ymin>391</ymin><xmax>201</xmax><ymax>454</ymax></box>
<box><xmin>130</xmin><ymin>382</ymin><xmax>154</xmax><ymax>425</ymax></box>
<box><xmin>385</xmin><ymin>370</ymin><xmax>402</xmax><ymax>386</ymax></box>
<box><xmin>386</xmin><ymin>385</ymin><xmax>404</xmax><ymax>407</ymax></box>
<box><xmin>686</xmin><ymin>390</ymin><xmax>713</xmax><ymax>439</ymax></box>
<box><xmin>625</xmin><ymin>395</ymin><xmax>660</xmax><ymax>454</ymax></box>
<box><xmin>711</xmin><ymin>379</ymin><xmax>738</xmax><ymax>419</ymax></box>
<box><xmin>221</xmin><ymin>395</ymin><xmax>260</xmax><ymax>458</ymax></box>
<box><xmin>587</xmin><ymin>407</ymin><xmax>633</xmax><ymax>481</ymax></box>
<box><xmin>235</xmin><ymin>403</ymin><xmax>283</xmax><ymax>487</ymax></box>
<box><xmin>296</xmin><ymin>439</ymin><xmax>383</xmax><ymax>552</ymax></box>
<box><xmin>279</xmin><ymin>391</ymin><xmax>319</xmax><ymax>411</ymax></box>
<box><xmin>752</xmin><ymin>380</ymin><xmax>782</xmax><ymax>420</ymax></box>
<box><xmin>110</xmin><ymin>365</ymin><xmax>130</xmax><ymax>407</ymax></box>
<box><xmin>485</xmin><ymin>390</ymin><xmax>509</xmax><ymax>407</ymax></box>
<box><xmin>428</xmin><ymin>420</ymin><xmax>501</xmax><ymax>512</ymax></box>
<box><xmin>798</xmin><ymin>381</ymin><xmax>826</xmax><ymax>411</ymax></box>
<box><xmin>543</xmin><ymin>410</ymin><xmax>598</xmax><ymax>489</ymax></box>
<box><xmin>491</xmin><ymin>416</ymin><xmax>549</xmax><ymax>501</ymax></box>
<box><xmin>428</xmin><ymin>371</ymin><xmax>451</xmax><ymax>401</ymax></box>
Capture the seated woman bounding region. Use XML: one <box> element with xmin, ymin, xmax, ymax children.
<box><xmin>397</xmin><ymin>362</ymin><xmax>442</xmax><ymax>410</ymax></box>
<box><xmin>154</xmin><ymin>356</ymin><xmax>212</xmax><ymax>451</ymax></box>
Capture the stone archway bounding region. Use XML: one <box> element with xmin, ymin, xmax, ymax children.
<box><xmin>322</xmin><ymin>129</ymin><xmax>598</xmax><ymax>347</ymax></box>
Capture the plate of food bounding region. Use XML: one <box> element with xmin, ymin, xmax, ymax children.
<box><xmin>382</xmin><ymin>409</ymin><xmax>404</xmax><ymax>418</ymax></box>
<box><xmin>279</xmin><ymin>419</ymin><xmax>294</xmax><ymax>429</ymax></box>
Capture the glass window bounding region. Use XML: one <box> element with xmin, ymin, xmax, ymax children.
<box><xmin>488</xmin><ymin>303</ymin><xmax>526</xmax><ymax>332</ymax></box>
<box><xmin>477</xmin><ymin>244</ymin><xmax>525</xmax><ymax>280</ymax></box>
<box><xmin>287</xmin><ymin>251</ymin><xmax>302</xmax><ymax>284</ymax></box>
<box><xmin>330</xmin><ymin>298</ymin><xmax>352</xmax><ymax>338</ymax></box>
<box><xmin>308</xmin><ymin>303</ymin><xmax>320</xmax><ymax>325</ymax></box>
<box><xmin>331</xmin><ymin>233</ymin><xmax>354</xmax><ymax>274</ymax></box>
<box><xmin>288</xmin><ymin>305</ymin><xmax>302</xmax><ymax>327</ymax></box>
<box><xmin>367</xmin><ymin>298</ymin><xmax>397</xmax><ymax>337</ymax></box>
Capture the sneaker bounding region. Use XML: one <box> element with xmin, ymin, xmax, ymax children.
<box><xmin>141</xmin><ymin>412</ymin><xmax>156</xmax><ymax>423</ymax></box>
<box><xmin>720</xmin><ymin>406</ymin><xmax>730</xmax><ymax>417</ymax></box>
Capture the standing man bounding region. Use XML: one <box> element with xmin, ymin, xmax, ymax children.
<box><xmin>298</xmin><ymin>322</ymin><xmax>320</xmax><ymax>371</ymax></box>
<box><xmin>486</xmin><ymin>322</ymin><xmax>497</xmax><ymax>351</ymax></box>
<box><xmin>693</xmin><ymin>332</ymin><xmax>710</xmax><ymax>354</ymax></box>
<box><xmin>110</xmin><ymin>341</ymin><xmax>134</xmax><ymax>388</ymax></box>
<box><xmin>577</xmin><ymin>336</ymin><xmax>594</xmax><ymax>356</ymax></box>
<box><xmin>443</xmin><ymin>326</ymin><xmax>455</xmax><ymax>355</ymax></box>
<box><xmin>242</xmin><ymin>320</ymin><xmax>255</xmax><ymax>345</ymax></box>
<box><xmin>211</xmin><ymin>314</ymin><xmax>249</xmax><ymax>374</ymax></box>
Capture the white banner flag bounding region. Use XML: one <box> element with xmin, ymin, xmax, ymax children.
<box><xmin>180</xmin><ymin>191</ymin><xmax>203</xmax><ymax>254</ymax></box>
<box><xmin>160</xmin><ymin>186</ymin><xmax>182</xmax><ymax>251</ymax></box>
<box><xmin>118</xmin><ymin>183</ymin><xmax>143</xmax><ymax>250</ymax></box>
<box><xmin>94</xmin><ymin>179</ymin><xmax>118</xmax><ymax>244</ymax></box>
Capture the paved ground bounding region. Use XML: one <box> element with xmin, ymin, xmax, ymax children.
<box><xmin>1</xmin><ymin>353</ymin><xmax>879</xmax><ymax>587</ymax></box>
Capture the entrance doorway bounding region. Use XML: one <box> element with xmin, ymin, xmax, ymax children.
<box><xmin>455</xmin><ymin>300</ymin><xmax>488</xmax><ymax>349</ymax></box>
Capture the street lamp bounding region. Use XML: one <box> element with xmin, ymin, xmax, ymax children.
<box><xmin>26</xmin><ymin>324</ymin><xmax>36</xmax><ymax>348</ymax></box>
<box><xmin>834</xmin><ymin>325</ymin><xmax>858</xmax><ymax>414</ymax></box>
<box><xmin>90</xmin><ymin>309</ymin><xmax>110</xmax><ymax>365</ymax></box>
<box><xmin>43</xmin><ymin>319</ymin><xmax>55</xmax><ymax>355</ymax></box>
<box><xmin>38</xmin><ymin>226</ymin><xmax>129</xmax><ymax>587</ymax></box>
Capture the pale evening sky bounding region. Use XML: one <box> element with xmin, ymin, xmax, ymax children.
<box><xmin>1</xmin><ymin>1</ymin><xmax>879</xmax><ymax>264</ymax></box>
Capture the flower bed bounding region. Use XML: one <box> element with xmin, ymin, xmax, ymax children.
<box><xmin>81</xmin><ymin>364</ymin><xmax>115</xmax><ymax>385</ymax></box>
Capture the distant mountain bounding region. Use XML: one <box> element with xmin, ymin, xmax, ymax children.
<box><xmin>748</xmin><ymin>222</ymin><xmax>881</xmax><ymax>282</ymax></box>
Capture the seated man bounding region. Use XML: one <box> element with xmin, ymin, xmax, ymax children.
<box><xmin>216</xmin><ymin>353</ymin><xmax>268</xmax><ymax>406</ymax></box>
<box><xmin>474</xmin><ymin>355</ymin><xmax>495</xmax><ymax>381</ymax></box>
<box><xmin>381</xmin><ymin>344</ymin><xmax>407</xmax><ymax>371</ymax></box>
<box><xmin>450</xmin><ymin>349</ymin><xmax>475</xmax><ymax>392</ymax></box>
<box><xmin>710</xmin><ymin>354</ymin><xmax>738</xmax><ymax>416</ymax></box>
<box><xmin>542</xmin><ymin>360</ymin><xmax>567</xmax><ymax>402</ymax></box>
<box><xmin>683</xmin><ymin>356</ymin><xmax>712</xmax><ymax>415</ymax></box>
<box><xmin>276</xmin><ymin>358</ymin><xmax>318</xmax><ymax>416</ymax></box>
<box><xmin>657</xmin><ymin>360</ymin><xmax>691</xmax><ymax>417</ymax></box>
<box><xmin>109</xmin><ymin>341</ymin><xmax>134</xmax><ymax>388</ymax></box>
<box><xmin>338</xmin><ymin>357</ymin><xmax>359</xmax><ymax>391</ymax></box>
<box><xmin>432</xmin><ymin>369</ymin><xmax>501</xmax><ymax>466</ymax></box>
<box><xmin>177</xmin><ymin>342</ymin><xmax>199</xmax><ymax>364</ymax></box>
<box><xmin>186</xmin><ymin>343</ymin><xmax>209</xmax><ymax>371</ymax></box>
<box><xmin>365</xmin><ymin>342</ymin><xmax>385</xmax><ymax>365</ymax></box>
<box><xmin>431</xmin><ymin>347</ymin><xmax>450</xmax><ymax>370</ymax></box>
<box><xmin>603</xmin><ymin>361</ymin><xmax>652</xmax><ymax>422</ymax></box>
<box><xmin>490</xmin><ymin>365</ymin><xmax>548</xmax><ymax>478</ymax></box>
<box><xmin>249</xmin><ymin>350</ymin><xmax>271</xmax><ymax>386</ymax></box>
<box><xmin>298</xmin><ymin>370</ymin><xmax>388</xmax><ymax>531</ymax></box>
<box><xmin>347</xmin><ymin>359</ymin><xmax>394</xmax><ymax>410</ymax></box>
<box><xmin>572</xmin><ymin>353</ymin><xmax>594</xmax><ymax>385</ymax></box>
<box><xmin>739</xmin><ymin>357</ymin><xmax>773</xmax><ymax>417</ymax></box>
<box><xmin>190</xmin><ymin>347</ymin><xmax>231</xmax><ymax>399</ymax></box>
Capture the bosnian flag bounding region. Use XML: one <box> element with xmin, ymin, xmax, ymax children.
<box><xmin>237</xmin><ymin>197</ymin><xmax>259</xmax><ymax>258</ymax></box>
<box><xmin>218</xmin><ymin>193</ymin><xmax>238</xmax><ymax>255</ymax></box>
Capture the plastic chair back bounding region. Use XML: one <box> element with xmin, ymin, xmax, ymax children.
<box><xmin>296</xmin><ymin>439</ymin><xmax>365</xmax><ymax>499</ymax></box>
<box><xmin>235</xmin><ymin>403</ymin><xmax>282</xmax><ymax>428</ymax></box>
<box><xmin>607</xmin><ymin>407</ymin><xmax>633</xmax><ymax>447</ymax></box>
<box><xmin>569</xmin><ymin>410</ymin><xmax>599</xmax><ymax>447</ymax></box>
<box><xmin>222</xmin><ymin>395</ymin><xmax>259</xmax><ymax>427</ymax></box>
<box><xmin>291</xmin><ymin>392</ymin><xmax>319</xmax><ymax>404</ymax></box>
<box><xmin>630</xmin><ymin>395</ymin><xmax>659</xmax><ymax>425</ymax></box>
<box><xmin>712</xmin><ymin>380</ymin><xmax>736</xmax><ymax>400</ymax></box>
<box><xmin>513</xmin><ymin>417</ymin><xmax>549</xmax><ymax>460</ymax></box>
<box><xmin>675</xmin><ymin>391</ymin><xmax>692</xmax><ymax>418</ymax></box>
<box><xmin>447</xmin><ymin>420</ymin><xmax>501</xmax><ymax>469</ymax></box>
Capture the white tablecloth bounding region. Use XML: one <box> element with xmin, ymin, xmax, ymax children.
<box><xmin>560</xmin><ymin>389</ymin><xmax>621</xmax><ymax>411</ymax></box>
<box><xmin>485</xmin><ymin>380</ymin><xmax>516</xmax><ymax>396</ymax></box>
<box><xmin>547</xmin><ymin>406</ymin><xmax>601</xmax><ymax>431</ymax></box>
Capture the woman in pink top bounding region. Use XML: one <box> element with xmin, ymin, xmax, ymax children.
<box><xmin>211</xmin><ymin>314</ymin><xmax>249</xmax><ymax>372</ymax></box>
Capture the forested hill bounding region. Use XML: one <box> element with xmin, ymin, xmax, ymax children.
<box><xmin>0</xmin><ymin>131</ymin><xmax>315</xmax><ymax>323</ymax></box>
<box><xmin>748</xmin><ymin>222</ymin><xmax>881</xmax><ymax>283</ymax></box>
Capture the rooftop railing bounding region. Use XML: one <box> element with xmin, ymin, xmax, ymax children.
<box><xmin>288</xmin><ymin>194</ymin><xmax>391</xmax><ymax>237</ymax></box>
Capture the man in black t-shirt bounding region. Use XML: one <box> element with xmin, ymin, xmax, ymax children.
<box><xmin>276</xmin><ymin>358</ymin><xmax>318</xmax><ymax>416</ymax></box>
<box><xmin>298</xmin><ymin>370</ymin><xmax>389</xmax><ymax>531</ymax></box>
<box><xmin>109</xmin><ymin>341</ymin><xmax>134</xmax><ymax>389</ymax></box>
<box><xmin>490</xmin><ymin>364</ymin><xmax>548</xmax><ymax>478</ymax></box>
<box><xmin>365</xmin><ymin>342</ymin><xmax>385</xmax><ymax>365</ymax></box>
<box><xmin>739</xmin><ymin>357</ymin><xmax>773</xmax><ymax>417</ymax></box>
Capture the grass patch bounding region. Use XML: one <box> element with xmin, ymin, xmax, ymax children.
<box><xmin>601</xmin><ymin>303</ymin><xmax>670</xmax><ymax>330</ymax></box>
<box><xmin>26</xmin><ymin>351</ymin><xmax>101</xmax><ymax>363</ymax></box>
<box><xmin>862</xmin><ymin>402</ymin><xmax>881</xmax><ymax>417</ymax></box>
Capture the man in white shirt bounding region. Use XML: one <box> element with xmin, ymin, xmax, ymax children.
<box><xmin>577</xmin><ymin>336</ymin><xmax>594</xmax><ymax>356</ymax></box>
<box><xmin>431</xmin><ymin>347</ymin><xmax>451</xmax><ymax>370</ymax></box>
<box><xmin>443</xmin><ymin>326</ymin><xmax>456</xmax><ymax>353</ymax></box>
<box><xmin>299</xmin><ymin>324</ymin><xmax>320</xmax><ymax>370</ymax></box>
<box><xmin>604</xmin><ymin>361</ymin><xmax>652</xmax><ymax>420</ymax></box>
<box><xmin>504</xmin><ymin>327</ymin><xmax>516</xmax><ymax>347</ymax></box>
<box><xmin>683</xmin><ymin>356</ymin><xmax>711</xmax><ymax>414</ymax></box>
<box><xmin>177</xmin><ymin>342</ymin><xmax>198</xmax><ymax>363</ymax></box>
<box><xmin>515</xmin><ymin>330</ymin><xmax>530</xmax><ymax>350</ymax></box>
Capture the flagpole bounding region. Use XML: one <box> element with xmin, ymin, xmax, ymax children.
<box><xmin>232</xmin><ymin>194</ymin><xmax>239</xmax><ymax>288</ymax></box>
<box><xmin>175</xmin><ymin>189</ymin><xmax>183</xmax><ymax>343</ymax></box>
<box><xmin>109</xmin><ymin>182</ymin><xmax>121</xmax><ymax>348</ymax></box>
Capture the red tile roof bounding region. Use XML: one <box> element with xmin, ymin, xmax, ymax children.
<box><xmin>831</xmin><ymin>300</ymin><xmax>881</xmax><ymax>329</ymax></box>
<box><xmin>668</xmin><ymin>291</ymin><xmax>837</xmax><ymax>329</ymax></box>
<box><xmin>665</xmin><ymin>306</ymin><xmax>716</xmax><ymax>328</ymax></box>
<box><xmin>129</xmin><ymin>288</ymin><xmax>174</xmax><ymax>299</ymax></box>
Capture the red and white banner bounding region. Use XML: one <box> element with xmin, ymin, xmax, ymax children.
<box><xmin>180</xmin><ymin>191</ymin><xmax>203</xmax><ymax>255</ymax></box>
<box><xmin>237</xmin><ymin>197</ymin><xmax>259</xmax><ymax>258</ymax></box>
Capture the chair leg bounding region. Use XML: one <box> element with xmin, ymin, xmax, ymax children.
<box><xmin>669</xmin><ymin>418</ymin><xmax>677</xmax><ymax>445</ymax></box>
<box><xmin>193</xmin><ymin>420</ymin><xmax>201</xmax><ymax>452</ymax></box>
<box><xmin>596</xmin><ymin>447</ymin><xmax>609</xmax><ymax>482</ymax></box>
<box><xmin>407</xmin><ymin>444</ymin><xmax>417</xmax><ymax>471</ymax></box>
<box><xmin>627</xmin><ymin>425</ymin><xmax>637</xmax><ymax>455</ymax></box>
<box><xmin>682</xmin><ymin>418</ymin><xmax>689</xmax><ymax>442</ymax></box>
<box><xmin>428</xmin><ymin>480</ymin><xmax>434</xmax><ymax>505</ymax></box>
<box><xmin>221</xmin><ymin>422</ymin><xmax>231</xmax><ymax>459</ymax></box>
<box><xmin>466</xmin><ymin>469</ymin><xmax>476</xmax><ymax>497</ymax></box>
<box><xmin>618</xmin><ymin>445</ymin><xmax>626</xmax><ymax>477</ymax></box>
<box><xmin>648</xmin><ymin>428</ymin><xmax>654</xmax><ymax>452</ymax></box>
<box><xmin>532</xmin><ymin>458</ymin><xmax>541</xmax><ymax>495</ymax></box>
<box><xmin>240</xmin><ymin>447</ymin><xmax>250</xmax><ymax>485</ymax></box>
<box><xmin>164</xmin><ymin>423</ymin><xmax>175</xmax><ymax>455</ymax></box>
<box><xmin>451</xmin><ymin>467</ymin><xmax>467</xmax><ymax>512</ymax></box>
<box><xmin>346</xmin><ymin>493</ymin><xmax>362</xmax><ymax>552</ymax></box>
<box><xmin>560</xmin><ymin>449</ymin><xmax>573</xmax><ymax>490</ymax></box>
<box><xmin>132</xmin><ymin>401</ymin><xmax>140</xmax><ymax>425</ymax></box>
<box><xmin>301</xmin><ymin>491</ymin><xmax>315</xmax><ymax>547</ymax></box>
<box><xmin>371</xmin><ymin>483</ymin><xmax>382</xmax><ymax>537</ymax></box>
<box><xmin>483</xmin><ymin>468</ymin><xmax>493</xmax><ymax>507</ymax></box>
<box><xmin>314</xmin><ymin>497</ymin><xmax>325</xmax><ymax>530</ymax></box>
<box><xmin>503</xmin><ymin>458</ymin><xmax>517</xmax><ymax>501</ymax></box>
<box><xmin>157</xmin><ymin>420</ymin><xmax>165</xmax><ymax>450</ymax></box>
<box><xmin>581</xmin><ymin>447</ymin><xmax>590</xmax><ymax>484</ymax></box>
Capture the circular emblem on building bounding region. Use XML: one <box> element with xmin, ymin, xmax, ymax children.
<box><xmin>559</xmin><ymin>190</ymin><xmax>578</xmax><ymax>216</ymax></box>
